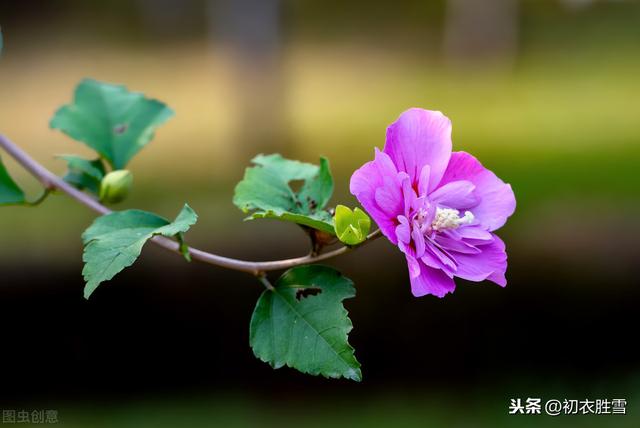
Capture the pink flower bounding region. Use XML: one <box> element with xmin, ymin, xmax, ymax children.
<box><xmin>350</xmin><ymin>108</ymin><xmax>516</xmax><ymax>297</ymax></box>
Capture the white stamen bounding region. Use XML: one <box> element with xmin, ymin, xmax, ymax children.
<box><xmin>431</xmin><ymin>208</ymin><xmax>474</xmax><ymax>232</ymax></box>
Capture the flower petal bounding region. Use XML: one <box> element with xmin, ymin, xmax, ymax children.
<box><xmin>350</xmin><ymin>148</ymin><xmax>403</xmax><ymax>243</ymax></box>
<box><xmin>438</xmin><ymin>152</ymin><xmax>515</xmax><ymax>231</ymax></box>
<box><xmin>435</xmin><ymin>234</ymin><xmax>481</xmax><ymax>254</ymax></box>
<box><xmin>423</xmin><ymin>240</ymin><xmax>458</xmax><ymax>272</ymax></box>
<box><xmin>418</xmin><ymin>164</ymin><xmax>431</xmax><ymax>196</ymax></box>
<box><xmin>454</xmin><ymin>226</ymin><xmax>493</xmax><ymax>241</ymax></box>
<box><xmin>375</xmin><ymin>181</ymin><xmax>403</xmax><ymax>218</ymax></box>
<box><xmin>399</xmin><ymin>172</ymin><xmax>417</xmax><ymax>218</ymax></box>
<box><xmin>384</xmin><ymin>108</ymin><xmax>452</xmax><ymax>193</ymax></box>
<box><xmin>429</xmin><ymin>180</ymin><xmax>477</xmax><ymax>209</ymax></box>
<box><xmin>395</xmin><ymin>215</ymin><xmax>411</xmax><ymax>244</ymax></box>
<box><xmin>407</xmin><ymin>257</ymin><xmax>456</xmax><ymax>298</ymax></box>
<box><xmin>411</xmin><ymin>223</ymin><xmax>426</xmax><ymax>258</ymax></box>
<box><xmin>453</xmin><ymin>234</ymin><xmax>508</xmax><ymax>286</ymax></box>
<box><xmin>405</xmin><ymin>254</ymin><xmax>421</xmax><ymax>279</ymax></box>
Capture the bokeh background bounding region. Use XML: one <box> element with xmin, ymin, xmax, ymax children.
<box><xmin>1</xmin><ymin>0</ymin><xmax>639</xmax><ymax>426</ymax></box>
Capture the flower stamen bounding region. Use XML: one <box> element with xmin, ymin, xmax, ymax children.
<box><xmin>431</xmin><ymin>208</ymin><xmax>474</xmax><ymax>232</ymax></box>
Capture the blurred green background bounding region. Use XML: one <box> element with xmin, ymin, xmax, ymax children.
<box><xmin>1</xmin><ymin>0</ymin><xmax>639</xmax><ymax>427</ymax></box>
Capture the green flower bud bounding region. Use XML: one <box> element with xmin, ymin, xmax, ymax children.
<box><xmin>99</xmin><ymin>170</ymin><xmax>133</xmax><ymax>204</ymax></box>
<box><xmin>334</xmin><ymin>205</ymin><xmax>371</xmax><ymax>246</ymax></box>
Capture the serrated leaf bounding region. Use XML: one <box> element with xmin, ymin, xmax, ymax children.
<box><xmin>250</xmin><ymin>265</ymin><xmax>361</xmax><ymax>381</ymax></box>
<box><xmin>81</xmin><ymin>204</ymin><xmax>197</xmax><ymax>299</ymax></box>
<box><xmin>50</xmin><ymin>79</ymin><xmax>174</xmax><ymax>169</ymax></box>
<box><xmin>0</xmin><ymin>155</ymin><xmax>25</xmax><ymax>205</ymax></box>
<box><xmin>233</xmin><ymin>154</ymin><xmax>335</xmax><ymax>234</ymax></box>
<box><xmin>58</xmin><ymin>155</ymin><xmax>106</xmax><ymax>195</ymax></box>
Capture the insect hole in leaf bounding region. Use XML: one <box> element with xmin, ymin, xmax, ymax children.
<box><xmin>295</xmin><ymin>286</ymin><xmax>322</xmax><ymax>301</ymax></box>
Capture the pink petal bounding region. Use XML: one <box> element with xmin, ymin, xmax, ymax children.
<box><xmin>350</xmin><ymin>149</ymin><xmax>403</xmax><ymax>243</ymax></box>
<box><xmin>395</xmin><ymin>216</ymin><xmax>411</xmax><ymax>244</ymax></box>
<box><xmin>438</xmin><ymin>152</ymin><xmax>515</xmax><ymax>231</ymax></box>
<box><xmin>384</xmin><ymin>108</ymin><xmax>452</xmax><ymax>193</ymax></box>
<box><xmin>423</xmin><ymin>241</ymin><xmax>458</xmax><ymax>272</ymax></box>
<box><xmin>453</xmin><ymin>234</ymin><xmax>508</xmax><ymax>286</ymax></box>
<box><xmin>454</xmin><ymin>226</ymin><xmax>493</xmax><ymax>241</ymax></box>
<box><xmin>399</xmin><ymin>172</ymin><xmax>417</xmax><ymax>217</ymax></box>
<box><xmin>407</xmin><ymin>257</ymin><xmax>456</xmax><ymax>298</ymax></box>
<box><xmin>429</xmin><ymin>180</ymin><xmax>477</xmax><ymax>209</ymax></box>
<box><xmin>411</xmin><ymin>224</ymin><xmax>426</xmax><ymax>258</ymax></box>
<box><xmin>418</xmin><ymin>164</ymin><xmax>431</xmax><ymax>196</ymax></box>
<box><xmin>405</xmin><ymin>254</ymin><xmax>421</xmax><ymax>279</ymax></box>
<box><xmin>375</xmin><ymin>181</ymin><xmax>403</xmax><ymax>218</ymax></box>
<box><xmin>435</xmin><ymin>234</ymin><xmax>481</xmax><ymax>254</ymax></box>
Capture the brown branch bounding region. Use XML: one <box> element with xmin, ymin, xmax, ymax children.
<box><xmin>0</xmin><ymin>134</ymin><xmax>382</xmax><ymax>276</ymax></box>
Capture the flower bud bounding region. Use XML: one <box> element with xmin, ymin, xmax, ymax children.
<box><xmin>99</xmin><ymin>170</ymin><xmax>133</xmax><ymax>204</ymax></box>
<box><xmin>334</xmin><ymin>205</ymin><xmax>371</xmax><ymax>245</ymax></box>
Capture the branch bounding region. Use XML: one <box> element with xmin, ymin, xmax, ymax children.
<box><xmin>0</xmin><ymin>134</ymin><xmax>382</xmax><ymax>276</ymax></box>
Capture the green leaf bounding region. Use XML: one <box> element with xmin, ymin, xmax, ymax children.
<box><xmin>50</xmin><ymin>79</ymin><xmax>174</xmax><ymax>169</ymax></box>
<box><xmin>250</xmin><ymin>265</ymin><xmax>361</xmax><ymax>381</ymax></box>
<box><xmin>58</xmin><ymin>155</ymin><xmax>106</xmax><ymax>195</ymax></box>
<box><xmin>334</xmin><ymin>205</ymin><xmax>371</xmax><ymax>245</ymax></box>
<box><xmin>81</xmin><ymin>204</ymin><xmax>197</xmax><ymax>299</ymax></box>
<box><xmin>0</xmin><ymin>155</ymin><xmax>25</xmax><ymax>205</ymax></box>
<box><xmin>60</xmin><ymin>155</ymin><xmax>106</xmax><ymax>181</ymax></box>
<box><xmin>233</xmin><ymin>154</ymin><xmax>335</xmax><ymax>234</ymax></box>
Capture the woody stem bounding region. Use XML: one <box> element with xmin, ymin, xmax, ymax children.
<box><xmin>0</xmin><ymin>134</ymin><xmax>382</xmax><ymax>277</ymax></box>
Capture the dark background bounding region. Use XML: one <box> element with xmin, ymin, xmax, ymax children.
<box><xmin>1</xmin><ymin>1</ymin><xmax>639</xmax><ymax>427</ymax></box>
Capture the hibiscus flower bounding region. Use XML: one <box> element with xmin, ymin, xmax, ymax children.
<box><xmin>350</xmin><ymin>108</ymin><xmax>516</xmax><ymax>297</ymax></box>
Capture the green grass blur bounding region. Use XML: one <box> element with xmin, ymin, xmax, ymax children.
<box><xmin>24</xmin><ymin>377</ymin><xmax>640</xmax><ymax>428</ymax></box>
